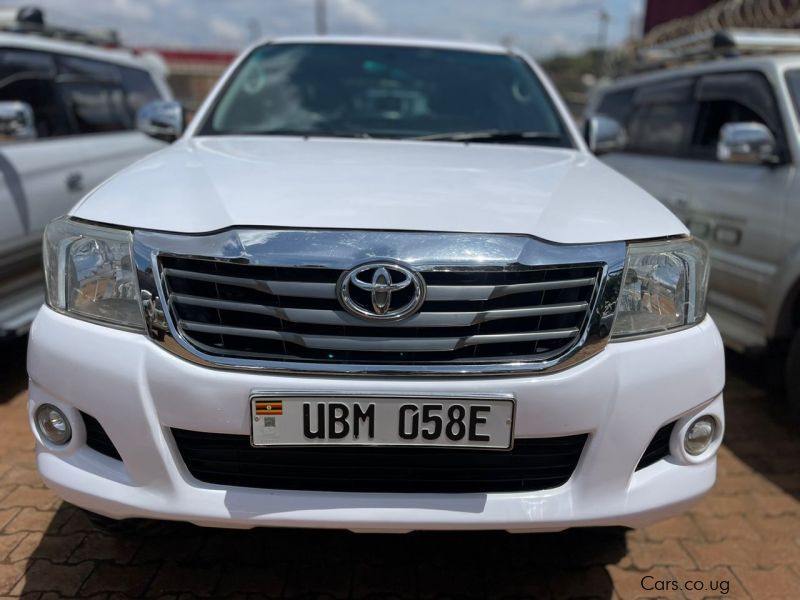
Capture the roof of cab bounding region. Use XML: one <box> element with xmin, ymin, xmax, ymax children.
<box><xmin>601</xmin><ymin>52</ymin><xmax>800</xmax><ymax>92</ymax></box>
<box><xmin>259</xmin><ymin>35</ymin><xmax>513</xmax><ymax>56</ymax></box>
<box><xmin>0</xmin><ymin>31</ymin><xmax>166</xmax><ymax>72</ymax></box>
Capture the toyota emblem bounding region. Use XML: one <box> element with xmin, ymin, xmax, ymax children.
<box><xmin>337</xmin><ymin>262</ymin><xmax>426</xmax><ymax>321</ymax></box>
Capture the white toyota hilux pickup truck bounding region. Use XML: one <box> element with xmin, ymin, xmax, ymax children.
<box><xmin>28</xmin><ymin>37</ymin><xmax>725</xmax><ymax>533</ymax></box>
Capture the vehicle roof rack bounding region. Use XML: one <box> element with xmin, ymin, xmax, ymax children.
<box><xmin>633</xmin><ymin>28</ymin><xmax>800</xmax><ymax>72</ymax></box>
<box><xmin>0</xmin><ymin>6</ymin><xmax>121</xmax><ymax>47</ymax></box>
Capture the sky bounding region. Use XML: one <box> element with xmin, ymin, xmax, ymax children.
<box><xmin>0</xmin><ymin>0</ymin><xmax>645</xmax><ymax>58</ymax></box>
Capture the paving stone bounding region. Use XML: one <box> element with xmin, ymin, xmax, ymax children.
<box><xmin>80</xmin><ymin>562</ymin><xmax>158</xmax><ymax>597</ymax></box>
<box><xmin>351</xmin><ymin>562</ymin><xmax>416</xmax><ymax>599</ymax></box>
<box><xmin>695</xmin><ymin>514</ymin><xmax>763</xmax><ymax>541</ymax></box>
<box><xmin>11</xmin><ymin>560</ymin><xmax>93</xmax><ymax>596</ymax></box>
<box><xmin>733</xmin><ymin>566</ymin><xmax>800</xmax><ymax>599</ymax></box>
<box><xmin>3</xmin><ymin>508</ymin><xmax>57</xmax><ymax>534</ymax></box>
<box><xmin>146</xmin><ymin>562</ymin><xmax>222</xmax><ymax>597</ymax></box>
<box><xmin>2</xmin><ymin>487</ymin><xmax>60</xmax><ymax>511</ymax></box>
<box><xmin>282</xmin><ymin>562</ymin><xmax>352</xmax><ymax>599</ymax></box>
<box><xmin>625</xmin><ymin>540</ymin><xmax>696</xmax><ymax>570</ymax></box>
<box><xmin>0</xmin><ymin>532</ymin><xmax>26</xmax><ymax>562</ymax></box>
<box><xmin>69</xmin><ymin>533</ymin><xmax>140</xmax><ymax>564</ymax></box>
<box><xmin>12</xmin><ymin>533</ymin><xmax>85</xmax><ymax>564</ymax></box>
<box><xmin>0</xmin><ymin>508</ymin><xmax>19</xmax><ymax>532</ymax></box>
<box><xmin>215</xmin><ymin>564</ymin><xmax>288</xmax><ymax>596</ymax></box>
<box><xmin>0</xmin><ymin>466</ymin><xmax>45</xmax><ymax>488</ymax></box>
<box><xmin>0</xmin><ymin>562</ymin><xmax>28</xmax><ymax>596</ymax></box>
<box><xmin>640</xmin><ymin>515</ymin><xmax>704</xmax><ymax>542</ymax></box>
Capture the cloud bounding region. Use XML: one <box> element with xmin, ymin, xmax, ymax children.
<box><xmin>105</xmin><ymin>0</ymin><xmax>154</xmax><ymax>21</ymax></box>
<box><xmin>208</xmin><ymin>15</ymin><xmax>247</xmax><ymax>43</ymax></box>
<box><xmin>517</xmin><ymin>0</ymin><xmax>599</xmax><ymax>13</ymax></box>
<box><xmin>0</xmin><ymin>0</ymin><xmax>639</xmax><ymax>56</ymax></box>
<box><xmin>331</xmin><ymin>0</ymin><xmax>385</xmax><ymax>30</ymax></box>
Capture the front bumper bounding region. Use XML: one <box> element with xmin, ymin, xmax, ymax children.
<box><xmin>27</xmin><ymin>306</ymin><xmax>725</xmax><ymax>532</ymax></box>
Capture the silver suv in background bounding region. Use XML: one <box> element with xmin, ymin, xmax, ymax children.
<box><xmin>0</xmin><ymin>11</ymin><xmax>171</xmax><ymax>338</ymax></box>
<box><xmin>587</xmin><ymin>33</ymin><xmax>800</xmax><ymax>418</ymax></box>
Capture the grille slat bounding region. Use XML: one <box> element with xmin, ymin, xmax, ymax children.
<box><xmin>426</xmin><ymin>277</ymin><xmax>598</xmax><ymax>301</ymax></box>
<box><xmin>170</xmin><ymin>293</ymin><xmax>589</xmax><ymax>327</ymax></box>
<box><xmin>179</xmin><ymin>320</ymin><xmax>581</xmax><ymax>352</ymax></box>
<box><xmin>172</xmin><ymin>429</ymin><xmax>589</xmax><ymax>493</ymax></box>
<box><xmin>160</xmin><ymin>256</ymin><xmax>601</xmax><ymax>365</ymax></box>
<box><xmin>162</xmin><ymin>268</ymin><xmax>337</xmax><ymax>299</ymax></box>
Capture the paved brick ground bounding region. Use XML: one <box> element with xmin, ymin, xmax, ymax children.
<box><xmin>1</xmin><ymin>337</ymin><xmax>799</xmax><ymax>599</ymax></box>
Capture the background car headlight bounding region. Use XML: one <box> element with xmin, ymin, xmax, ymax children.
<box><xmin>611</xmin><ymin>238</ymin><xmax>709</xmax><ymax>339</ymax></box>
<box><xmin>43</xmin><ymin>217</ymin><xmax>144</xmax><ymax>330</ymax></box>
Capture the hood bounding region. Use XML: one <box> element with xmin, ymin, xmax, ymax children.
<box><xmin>73</xmin><ymin>136</ymin><xmax>686</xmax><ymax>244</ymax></box>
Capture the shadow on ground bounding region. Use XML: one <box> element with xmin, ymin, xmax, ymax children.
<box><xmin>722</xmin><ymin>350</ymin><xmax>800</xmax><ymax>503</ymax></box>
<box><xmin>0</xmin><ymin>335</ymin><xmax>27</xmax><ymax>404</ymax></box>
<box><xmin>21</xmin><ymin>506</ymin><xmax>626</xmax><ymax>598</ymax></box>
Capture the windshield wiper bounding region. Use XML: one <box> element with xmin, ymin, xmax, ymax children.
<box><xmin>243</xmin><ymin>130</ymin><xmax>373</xmax><ymax>140</ymax></box>
<box><xmin>410</xmin><ymin>130</ymin><xmax>564</xmax><ymax>143</ymax></box>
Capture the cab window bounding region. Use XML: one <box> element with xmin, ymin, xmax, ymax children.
<box><xmin>626</xmin><ymin>78</ymin><xmax>697</xmax><ymax>156</ymax></box>
<box><xmin>0</xmin><ymin>49</ymin><xmax>69</xmax><ymax>137</ymax></box>
<box><xmin>118</xmin><ymin>65</ymin><xmax>162</xmax><ymax>114</ymax></box>
<box><xmin>57</xmin><ymin>55</ymin><xmax>131</xmax><ymax>133</ymax></box>
<box><xmin>689</xmin><ymin>71</ymin><xmax>785</xmax><ymax>161</ymax></box>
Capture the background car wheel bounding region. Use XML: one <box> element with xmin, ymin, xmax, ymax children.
<box><xmin>785</xmin><ymin>329</ymin><xmax>800</xmax><ymax>422</ymax></box>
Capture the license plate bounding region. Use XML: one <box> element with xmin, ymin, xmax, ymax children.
<box><xmin>250</xmin><ymin>394</ymin><xmax>515</xmax><ymax>449</ymax></box>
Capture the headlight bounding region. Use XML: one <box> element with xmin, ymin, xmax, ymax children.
<box><xmin>611</xmin><ymin>238</ymin><xmax>709</xmax><ymax>339</ymax></box>
<box><xmin>43</xmin><ymin>217</ymin><xmax>144</xmax><ymax>330</ymax></box>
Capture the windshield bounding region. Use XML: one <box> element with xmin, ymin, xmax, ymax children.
<box><xmin>199</xmin><ymin>43</ymin><xmax>573</xmax><ymax>147</ymax></box>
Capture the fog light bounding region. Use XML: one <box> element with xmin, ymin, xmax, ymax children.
<box><xmin>35</xmin><ymin>404</ymin><xmax>71</xmax><ymax>445</ymax></box>
<box><xmin>684</xmin><ymin>416</ymin><xmax>716</xmax><ymax>456</ymax></box>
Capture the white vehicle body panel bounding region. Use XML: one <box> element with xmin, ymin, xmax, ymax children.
<box><xmin>73</xmin><ymin>136</ymin><xmax>686</xmax><ymax>244</ymax></box>
<box><xmin>28</xmin><ymin>308</ymin><xmax>725</xmax><ymax>532</ymax></box>
<box><xmin>5</xmin><ymin>132</ymin><xmax>164</xmax><ymax>232</ymax></box>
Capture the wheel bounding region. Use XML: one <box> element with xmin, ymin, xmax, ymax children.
<box><xmin>784</xmin><ymin>329</ymin><xmax>800</xmax><ymax>422</ymax></box>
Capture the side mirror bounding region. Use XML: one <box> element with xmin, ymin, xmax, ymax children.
<box><xmin>584</xmin><ymin>115</ymin><xmax>625</xmax><ymax>154</ymax></box>
<box><xmin>717</xmin><ymin>122</ymin><xmax>778</xmax><ymax>165</ymax></box>
<box><xmin>0</xmin><ymin>101</ymin><xmax>36</xmax><ymax>140</ymax></box>
<box><xmin>136</xmin><ymin>100</ymin><xmax>184</xmax><ymax>143</ymax></box>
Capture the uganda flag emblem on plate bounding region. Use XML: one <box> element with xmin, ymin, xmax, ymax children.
<box><xmin>255</xmin><ymin>400</ymin><xmax>283</xmax><ymax>416</ymax></box>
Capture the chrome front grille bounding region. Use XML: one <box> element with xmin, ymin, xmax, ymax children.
<box><xmin>134</xmin><ymin>229</ymin><xmax>626</xmax><ymax>375</ymax></box>
<box><xmin>160</xmin><ymin>257</ymin><xmax>601</xmax><ymax>364</ymax></box>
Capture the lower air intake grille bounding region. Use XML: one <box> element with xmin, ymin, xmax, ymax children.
<box><xmin>171</xmin><ymin>429</ymin><xmax>589</xmax><ymax>494</ymax></box>
<box><xmin>636</xmin><ymin>421</ymin><xmax>676</xmax><ymax>471</ymax></box>
<box><xmin>80</xmin><ymin>412</ymin><xmax>121</xmax><ymax>461</ymax></box>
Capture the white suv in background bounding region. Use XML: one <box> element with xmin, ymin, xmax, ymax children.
<box><xmin>587</xmin><ymin>48</ymin><xmax>800</xmax><ymax>418</ymax></box>
<box><xmin>0</xmin><ymin>24</ymin><xmax>171</xmax><ymax>338</ymax></box>
<box><xmin>28</xmin><ymin>37</ymin><xmax>724</xmax><ymax>533</ymax></box>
